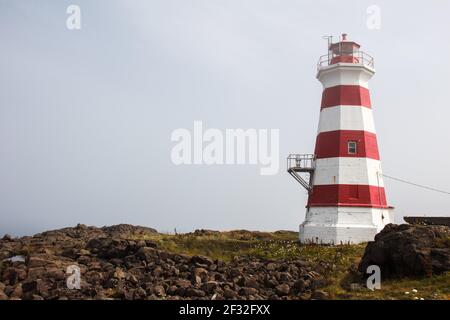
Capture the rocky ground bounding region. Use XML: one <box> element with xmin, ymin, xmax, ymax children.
<box><xmin>359</xmin><ymin>223</ymin><xmax>450</xmax><ymax>278</ymax></box>
<box><xmin>0</xmin><ymin>223</ymin><xmax>449</xmax><ymax>300</ymax></box>
<box><xmin>0</xmin><ymin>224</ymin><xmax>329</xmax><ymax>300</ymax></box>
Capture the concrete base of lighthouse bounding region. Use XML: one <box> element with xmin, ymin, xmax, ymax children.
<box><xmin>299</xmin><ymin>206</ymin><xmax>394</xmax><ymax>244</ymax></box>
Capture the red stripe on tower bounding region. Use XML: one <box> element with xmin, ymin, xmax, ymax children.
<box><xmin>321</xmin><ymin>85</ymin><xmax>371</xmax><ymax>109</ymax></box>
<box><xmin>314</xmin><ymin>130</ymin><xmax>380</xmax><ymax>160</ymax></box>
<box><xmin>307</xmin><ymin>184</ymin><xmax>388</xmax><ymax>208</ymax></box>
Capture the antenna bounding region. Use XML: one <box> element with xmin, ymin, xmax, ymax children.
<box><xmin>322</xmin><ymin>35</ymin><xmax>333</xmax><ymax>64</ymax></box>
<box><xmin>322</xmin><ymin>35</ymin><xmax>333</xmax><ymax>49</ymax></box>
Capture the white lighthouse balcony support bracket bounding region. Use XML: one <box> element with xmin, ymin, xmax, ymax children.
<box><xmin>287</xmin><ymin>154</ymin><xmax>315</xmax><ymax>193</ymax></box>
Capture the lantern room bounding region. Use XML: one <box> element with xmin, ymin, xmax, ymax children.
<box><xmin>329</xmin><ymin>33</ymin><xmax>361</xmax><ymax>64</ymax></box>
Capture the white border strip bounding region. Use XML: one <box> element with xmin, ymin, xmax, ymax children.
<box><xmin>317</xmin><ymin>64</ymin><xmax>374</xmax><ymax>89</ymax></box>
<box><xmin>313</xmin><ymin>157</ymin><xmax>384</xmax><ymax>187</ymax></box>
<box><xmin>317</xmin><ymin>105</ymin><xmax>376</xmax><ymax>134</ymax></box>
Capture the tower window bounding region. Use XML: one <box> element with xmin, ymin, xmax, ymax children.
<box><xmin>348</xmin><ymin>141</ymin><xmax>357</xmax><ymax>154</ymax></box>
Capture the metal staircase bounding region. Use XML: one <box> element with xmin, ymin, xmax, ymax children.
<box><xmin>287</xmin><ymin>154</ymin><xmax>315</xmax><ymax>193</ymax></box>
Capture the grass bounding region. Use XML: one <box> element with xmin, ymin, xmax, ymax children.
<box><xmin>434</xmin><ymin>236</ymin><xmax>450</xmax><ymax>249</ymax></box>
<box><xmin>130</xmin><ymin>229</ymin><xmax>449</xmax><ymax>300</ymax></box>
<box><xmin>130</xmin><ymin>230</ymin><xmax>299</xmax><ymax>261</ymax></box>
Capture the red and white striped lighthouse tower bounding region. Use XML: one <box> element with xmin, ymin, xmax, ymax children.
<box><xmin>288</xmin><ymin>34</ymin><xmax>394</xmax><ymax>244</ymax></box>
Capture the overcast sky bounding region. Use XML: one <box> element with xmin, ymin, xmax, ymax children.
<box><xmin>1</xmin><ymin>0</ymin><xmax>450</xmax><ymax>236</ymax></box>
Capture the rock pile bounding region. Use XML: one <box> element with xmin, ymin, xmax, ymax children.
<box><xmin>358</xmin><ymin>223</ymin><xmax>450</xmax><ymax>278</ymax></box>
<box><xmin>0</xmin><ymin>224</ymin><xmax>327</xmax><ymax>300</ymax></box>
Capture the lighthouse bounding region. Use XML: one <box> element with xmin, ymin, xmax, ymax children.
<box><xmin>288</xmin><ymin>34</ymin><xmax>394</xmax><ymax>244</ymax></box>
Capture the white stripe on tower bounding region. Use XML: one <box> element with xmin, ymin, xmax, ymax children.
<box><xmin>317</xmin><ymin>64</ymin><xmax>374</xmax><ymax>89</ymax></box>
<box><xmin>317</xmin><ymin>105</ymin><xmax>376</xmax><ymax>134</ymax></box>
<box><xmin>312</xmin><ymin>157</ymin><xmax>384</xmax><ymax>187</ymax></box>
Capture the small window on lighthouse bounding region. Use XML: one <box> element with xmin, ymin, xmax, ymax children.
<box><xmin>348</xmin><ymin>141</ymin><xmax>357</xmax><ymax>154</ymax></box>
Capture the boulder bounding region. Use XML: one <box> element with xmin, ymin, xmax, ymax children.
<box><xmin>0</xmin><ymin>290</ymin><xmax>8</xmax><ymax>300</ymax></box>
<box><xmin>190</xmin><ymin>255</ymin><xmax>214</xmax><ymax>266</ymax></box>
<box><xmin>239</xmin><ymin>287</ymin><xmax>258</xmax><ymax>296</ymax></box>
<box><xmin>1</xmin><ymin>234</ymin><xmax>12</xmax><ymax>242</ymax></box>
<box><xmin>201</xmin><ymin>281</ymin><xmax>218</xmax><ymax>293</ymax></box>
<box><xmin>243</xmin><ymin>277</ymin><xmax>260</xmax><ymax>289</ymax></box>
<box><xmin>87</xmin><ymin>238</ymin><xmax>134</xmax><ymax>259</ymax></box>
<box><xmin>192</xmin><ymin>267</ymin><xmax>208</xmax><ymax>283</ymax></box>
<box><xmin>184</xmin><ymin>288</ymin><xmax>206</xmax><ymax>297</ymax></box>
<box><xmin>152</xmin><ymin>285</ymin><xmax>166</xmax><ymax>297</ymax></box>
<box><xmin>21</xmin><ymin>279</ymin><xmax>49</xmax><ymax>298</ymax></box>
<box><xmin>311</xmin><ymin>290</ymin><xmax>329</xmax><ymax>300</ymax></box>
<box><xmin>1</xmin><ymin>267</ymin><xmax>27</xmax><ymax>285</ymax></box>
<box><xmin>223</xmin><ymin>288</ymin><xmax>238</xmax><ymax>299</ymax></box>
<box><xmin>27</xmin><ymin>255</ymin><xmax>59</xmax><ymax>268</ymax></box>
<box><xmin>10</xmin><ymin>284</ymin><xmax>23</xmax><ymax>299</ymax></box>
<box><xmin>266</xmin><ymin>262</ymin><xmax>277</xmax><ymax>271</ymax></box>
<box><xmin>358</xmin><ymin>224</ymin><xmax>450</xmax><ymax>278</ymax></box>
<box><xmin>136</xmin><ymin>247</ymin><xmax>159</xmax><ymax>262</ymax></box>
<box><xmin>275</xmin><ymin>283</ymin><xmax>290</xmax><ymax>296</ymax></box>
<box><xmin>293</xmin><ymin>279</ymin><xmax>309</xmax><ymax>291</ymax></box>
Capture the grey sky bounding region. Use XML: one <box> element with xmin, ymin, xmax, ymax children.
<box><xmin>1</xmin><ymin>0</ymin><xmax>450</xmax><ymax>236</ymax></box>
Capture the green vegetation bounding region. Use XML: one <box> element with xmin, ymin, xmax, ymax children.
<box><xmin>434</xmin><ymin>236</ymin><xmax>450</xmax><ymax>249</ymax></box>
<box><xmin>133</xmin><ymin>229</ymin><xmax>450</xmax><ymax>300</ymax></box>
<box><xmin>131</xmin><ymin>230</ymin><xmax>299</xmax><ymax>261</ymax></box>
